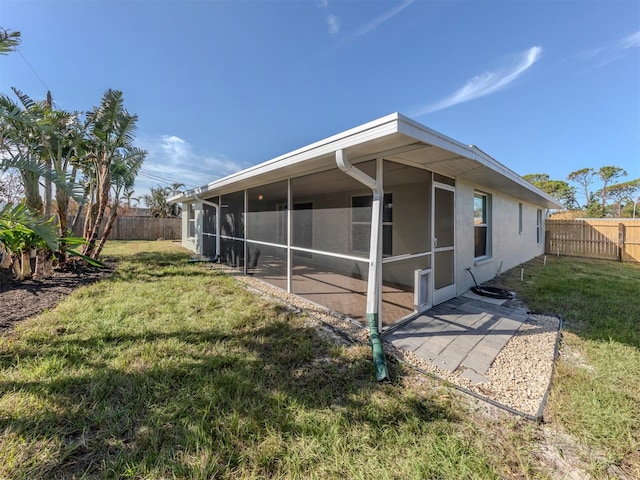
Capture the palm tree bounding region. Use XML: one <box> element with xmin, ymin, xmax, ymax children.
<box><xmin>82</xmin><ymin>89</ymin><xmax>142</xmax><ymax>259</ymax></box>
<box><xmin>0</xmin><ymin>93</ymin><xmax>44</xmax><ymax>213</ymax></box>
<box><xmin>94</xmin><ymin>147</ymin><xmax>145</xmax><ymax>258</ymax></box>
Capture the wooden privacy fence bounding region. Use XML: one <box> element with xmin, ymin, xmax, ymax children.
<box><xmin>71</xmin><ymin>216</ymin><xmax>181</xmax><ymax>241</ymax></box>
<box><xmin>546</xmin><ymin>219</ymin><xmax>640</xmax><ymax>262</ymax></box>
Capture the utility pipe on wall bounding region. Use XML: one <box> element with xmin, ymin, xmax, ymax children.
<box><xmin>336</xmin><ymin>149</ymin><xmax>389</xmax><ymax>382</ymax></box>
<box><xmin>194</xmin><ymin>195</ymin><xmax>221</xmax><ymax>260</ymax></box>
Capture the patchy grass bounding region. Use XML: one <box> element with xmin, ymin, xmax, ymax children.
<box><xmin>1</xmin><ymin>241</ymin><xmax>508</xmax><ymax>479</ymax></box>
<box><xmin>490</xmin><ymin>255</ymin><xmax>640</xmax><ymax>475</ymax></box>
<box><xmin>3</xmin><ymin>242</ymin><xmax>637</xmax><ymax>478</ymax></box>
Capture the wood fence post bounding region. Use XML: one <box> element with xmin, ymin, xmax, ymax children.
<box><xmin>618</xmin><ymin>223</ymin><xmax>626</xmax><ymax>262</ymax></box>
<box><xmin>545</xmin><ymin>230</ymin><xmax>550</xmax><ymax>254</ymax></box>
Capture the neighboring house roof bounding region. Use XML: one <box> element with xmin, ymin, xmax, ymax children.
<box><xmin>171</xmin><ymin>113</ymin><xmax>562</xmax><ymax>209</ymax></box>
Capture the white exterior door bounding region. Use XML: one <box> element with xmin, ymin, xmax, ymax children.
<box><xmin>432</xmin><ymin>183</ymin><xmax>456</xmax><ymax>305</ymax></box>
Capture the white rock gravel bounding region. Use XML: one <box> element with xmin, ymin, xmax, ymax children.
<box><xmin>208</xmin><ymin>264</ymin><xmax>561</xmax><ymax>418</ymax></box>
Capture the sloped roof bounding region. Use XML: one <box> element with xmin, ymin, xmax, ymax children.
<box><xmin>171</xmin><ymin>113</ymin><xmax>561</xmax><ymax>209</ymax></box>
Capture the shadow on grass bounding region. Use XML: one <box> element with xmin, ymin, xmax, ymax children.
<box><xmin>0</xmin><ymin>315</ymin><xmax>458</xmax><ymax>479</ymax></box>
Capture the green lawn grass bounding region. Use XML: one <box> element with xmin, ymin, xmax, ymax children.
<box><xmin>490</xmin><ymin>255</ymin><xmax>640</xmax><ymax>476</ymax></box>
<box><xmin>0</xmin><ymin>241</ymin><xmax>504</xmax><ymax>479</ymax></box>
<box><xmin>1</xmin><ymin>242</ymin><xmax>638</xmax><ymax>479</ymax></box>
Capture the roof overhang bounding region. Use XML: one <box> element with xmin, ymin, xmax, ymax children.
<box><xmin>170</xmin><ymin>113</ymin><xmax>561</xmax><ymax>209</ymax></box>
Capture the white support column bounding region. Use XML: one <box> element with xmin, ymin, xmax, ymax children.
<box><xmin>336</xmin><ymin>149</ymin><xmax>388</xmax><ymax>381</ymax></box>
<box><xmin>216</xmin><ymin>195</ymin><xmax>221</xmax><ymax>259</ymax></box>
<box><xmin>375</xmin><ymin>158</ymin><xmax>384</xmax><ymax>326</ymax></box>
<box><xmin>287</xmin><ymin>178</ymin><xmax>292</xmax><ymax>293</ymax></box>
<box><xmin>243</xmin><ymin>189</ymin><xmax>248</xmax><ymax>274</ymax></box>
<box><xmin>195</xmin><ymin>194</ymin><xmax>220</xmax><ymax>259</ymax></box>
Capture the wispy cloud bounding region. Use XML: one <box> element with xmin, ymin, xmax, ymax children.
<box><xmin>319</xmin><ymin>0</ymin><xmax>414</xmax><ymax>40</ymax></box>
<box><xmin>620</xmin><ymin>31</ymin><xmax>640</xmax><ymax>49</ymax></box>
<box><xmin>326</xmin><ymin>14</ymin><xmax>340</xmax><ymax>36</ymax></box>
<box><xmin>135</xmin><ymin>134</ymin><xmax>244</xmax><ymax>197</ymax></box>
<box><xmin>349</xmin><ymin>0</ymin><xmax>415</xmax><ymax>38</ymax></box>
<box><xmin>412</xmin><ymin>46</ymin><xmax>543</xmax><ymax>116</ymax></box>
<box><xmin>578</xmin><ymin>30</ymin><xmax>640</xmax><ymax>69</ymax></box>
<box><xmin>318</xmin><ymin>0</ymin><xmax>340</xmax><ymax>36</ymax></box>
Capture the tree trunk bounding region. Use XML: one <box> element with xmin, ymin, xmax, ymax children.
<box><xmin>21</xmin><ymin>170</ymin><xmax>43</xmax><ymax>213</ymax></box>
<box><xmin>84</xmin><ymin>160</ymin><xmax>110</xmax><ymax>258</ymax></box>
<box><xmin>12</xmin><ymin>255</ymin><xmax>23</xmax><ymax>281</ymax></box>
<box><xmin>56</xmin><ymin>188</ymin><xmax>70</xmax><ymax>267</ymax></box>
<box><xmin>94</xmin><ymin>209</ymin><xmax>118</xmax><ymax>258</ymax></box>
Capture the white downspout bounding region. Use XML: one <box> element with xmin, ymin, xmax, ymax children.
<box><xmin>336</xmin><ymin>149</ymin><xmax>389</xmax><ymax>381</ymax></box>
<box><xmin>194</xmin><ymin>194</ymin><xmax>221</xmax><ymax>260</ymax></box>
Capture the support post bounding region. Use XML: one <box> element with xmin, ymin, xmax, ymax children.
<box><xmin>618</xmin><ymin>222</ymin><xmax>626</xmax><ymax>262</ymax></box>
<box><xmin>195</xmin><ymin>195</ymin><xmax>221</xmax><ymax>260</ymax></box>
<box><xmin>336</xmin><ymin>150</ymin><xmax>389</xmax><ymax>381</ymax></box>
<box><xmin>287</xmin><ymin>178</ymin><xmax>292</xmax><ymax>293</ymax></box>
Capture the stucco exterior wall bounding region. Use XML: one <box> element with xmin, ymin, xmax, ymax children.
<box><xmin>455</xmin><ymin>180</ymin><xmax>545</xmax><ymax>294</ymax></box>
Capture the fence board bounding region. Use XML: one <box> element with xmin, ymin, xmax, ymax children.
<box><xmin>71</xmin><ymin>216</ymin><xmax>181</xmax><ymax>241</ymax></box>
<box><xmin>546</xmin><ymin>219</ymin><xmax>640</xmax><ymax>262</ymax></box>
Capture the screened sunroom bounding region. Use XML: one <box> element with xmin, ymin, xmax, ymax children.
<box><xmin>174</xmin><ymin>113</ymin><xmax>560</xmax><ymax>330</ymax></box>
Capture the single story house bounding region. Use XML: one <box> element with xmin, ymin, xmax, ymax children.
<box><xmin>171</xmin><ymin>113</ymin><xmax>560</xmax><ymax>335</ymax></box>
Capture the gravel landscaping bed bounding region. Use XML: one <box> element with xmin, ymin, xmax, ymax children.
<box><xmin>212</xmin><ymin>264</ymin><xmax>561</xmax><ymax>418</ymax></box>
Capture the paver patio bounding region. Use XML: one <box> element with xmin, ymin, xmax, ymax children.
<box><xmin>384</xmin><ymin>292</ymin><xmax>529</xmax><ymax>382</ymax></box>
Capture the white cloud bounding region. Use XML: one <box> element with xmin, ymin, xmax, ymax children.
<box><xmin>412</xmin><ymin>46</ymin><xmax>542</xmax><ymax>116</ymax></box>
<box><xmin>134</xmin><ymin>134</ymin><xmax>244</xmax><ymax>198</ymax></box>
<box><xmin>326</xmin><ymin>14</ymin><xmax>340</xmax><ymax>36</ymax></box>
<box><xmin>578</xmin><ymin>30</ymin><xmax>640</xmax><ymax>69</ymax></box>
<box><xmin>349</xmin><ymin>0</ymin><xmax>415</xmax><ymax>39</ymax></box>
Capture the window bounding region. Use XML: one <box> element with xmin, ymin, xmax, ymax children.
<box><xmin>474</xmin><ymin>192</ymin><xmax>490</xmax><ymax>258</ymax></box>
<box><xmin>188</xmin><ymin>203</ymin><xmax>196</xmax><ymax>238</ymax></box>
<box><xmin>536</xmin><ymin>209</ymin><xmax>543</xmax><ymax>244</ymax></box>
<box><xmin>351</xmin><ymin>193</ymin><xmax>392</xmax><ymax>256</ymax></box>
<box><xmin>518</xmin><ymin>203</ymin><xmax>523</xmax><ymax>234</ymax></box>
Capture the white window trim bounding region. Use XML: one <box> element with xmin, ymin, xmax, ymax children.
<box><xmin>187</xmin><ymin>203</ymin><xmax>196</xmax><ymax>239</ymax></box>
<box><xmin>518</xmin><ymin>203</ymin><xmax>523</xmax><ymax>235</ymax></box>
<box><xmin>474</xmin><ymin>191</ymin><xmax>491</xmax><ymax>260</ymax></box>
<box><xmin>536</xmin><ymin>209</ymin><xmax>543</xmax><ymax>245</ymax></box>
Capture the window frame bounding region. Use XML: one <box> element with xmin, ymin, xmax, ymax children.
<box><xmin>518</xmin><ymin>203</ymin><xmax>523</xmax><ymax>235</ymax></box>
<box><xmin>536</xmin><ymin>209</ymin><xmax>543</xmax><ymax>245</ymax></box>
<box><xmin>474</xmin><ymin>191</ymin><xmax>491</xmax><ymax>259</ymax></box>
<box><xmin>187</xmin><ymin>203</ymin><xmax>196</xmax><ymax>238</ymax></box>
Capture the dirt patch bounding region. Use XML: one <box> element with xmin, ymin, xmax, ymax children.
<box><xmin>0</xmin><ymin>262</ymin><xmax>115</xmax><ymax>335</ymax></box>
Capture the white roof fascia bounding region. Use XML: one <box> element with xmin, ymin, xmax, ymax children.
<box><xmin>396</xmin><ymin>114</ymin><xmax>562</xmax><ymax>209</ymax></box>
<box><xmin>171</xmin><ymin>112</ymin><xmax>563</xmax><ymax>210</ymax></box>
<box><xmin>173</xmin><ymin>113</ymin><xmax>403</xmax><ymax>203</ymax></box>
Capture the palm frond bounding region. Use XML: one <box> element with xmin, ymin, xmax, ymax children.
<box><xmin>0</xmin><ymin>202</ymin><xmax>58</xmax><ymax>251</ymax></box>
<box><xmin>0</xmin><ymin>154</ymin><xmax>84</xmax><ymax>202</ymax></box>
<box><xmin>0</xmin><ymin>29</ymin><xmax>21</xmax><ymax>55</ymax></box>
<box><xmin>10</xmin><ymin>87</ymin><xmax>38</xmax><ymax>112</ymax></box>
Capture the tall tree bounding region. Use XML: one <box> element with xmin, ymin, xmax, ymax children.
<box><xmin>82</xmin><ymin>89</ymin><xmax>142</xmax><ymax>259</ymax></box>
<box><xmin>523</xmin><ymin>174</ymin><xmax>576</xmax><ymax>209</ymax></box>
<box><xmin>143</xmin><ymin>183</ymin><xmax>184</xmax><ymax>218</ymax></box>
<box><xmin>604</xmin><ymin>179</ymin><xmax>640</xmax><ymax>217</ymax></box>
<box><xmin>567</xmin><ymin>167</ymin><xmax>595</xmax><ymax>209</ymax></box>
<box><xmin>93</xmin><ymin>147</ymin><xmax>145</xmax><ymax>258</ymax></box>
<box><xmin>597</xmin><ymin>166</ymin><xmax>627</xmax><ymax>216</ymax></box>
<box><xmin>0</xmin><ymin>93</ymin><xmax>44</xmax><ymax>213</ymax></box>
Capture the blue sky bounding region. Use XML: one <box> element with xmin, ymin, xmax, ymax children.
<box><xmin>1</xmin><ymin>0</ymin><xmax>639</xmax><ymax>206</ymax></box>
